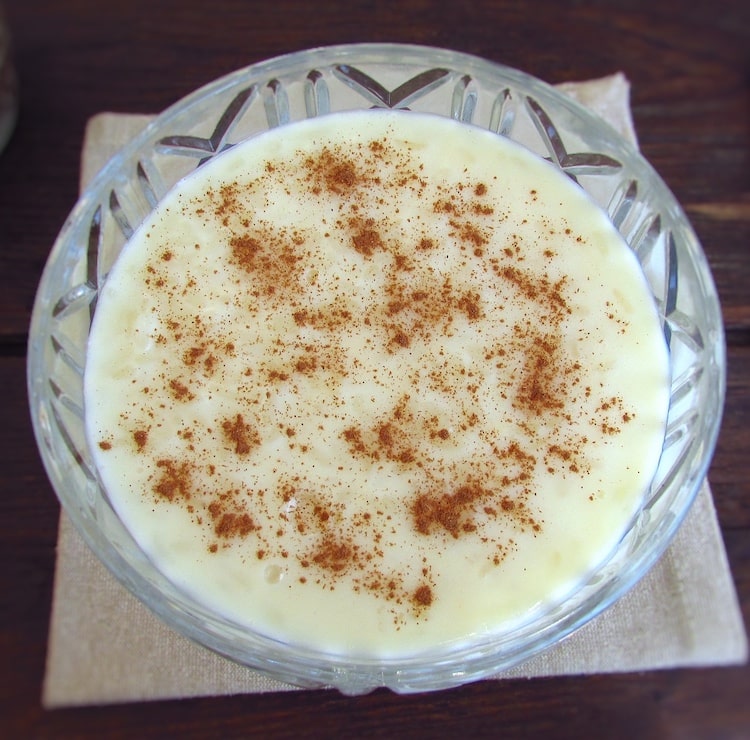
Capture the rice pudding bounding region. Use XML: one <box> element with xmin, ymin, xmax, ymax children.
<box><xmin>85</xmin><ymin>110</ymin><xmax>670</xmax><ymax>656</ymax></box>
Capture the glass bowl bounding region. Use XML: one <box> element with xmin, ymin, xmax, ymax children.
<box><xmin>28</xmin><ymin>43</ymin><xmax>725</xmax><ymax>694</ymax></box>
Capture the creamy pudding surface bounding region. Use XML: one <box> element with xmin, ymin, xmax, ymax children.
<box><xmin>85</xmin><ymin>110</ymin><xmax>669</xmax><ymax>656</ymax></box>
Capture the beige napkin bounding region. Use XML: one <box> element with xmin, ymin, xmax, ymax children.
<box><xmin>42</xmin><ymin>75</ymin><xmax>748</xmax><ymax>707</ymax></box>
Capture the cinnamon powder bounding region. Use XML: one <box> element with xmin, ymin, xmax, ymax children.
<box><xmin>94</xmin><ymin>119</ymin><xmax>637</xmax><ymax>626</ymax></box>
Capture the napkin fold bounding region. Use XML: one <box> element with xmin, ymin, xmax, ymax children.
<box><xmin>42</xmin><ymin>74</ymin><xmax>748</xmax><ymax>707</ymax></box>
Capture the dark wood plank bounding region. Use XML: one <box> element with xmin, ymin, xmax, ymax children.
<box><xmin>0</xmin><ymin>357</ymin><xmax>59</xmax><ymax>739</ymax></box>
<box><xmin>711</xmin><ymin>344</ymin><xmax>750</xmax><ymax>529</ymax></box>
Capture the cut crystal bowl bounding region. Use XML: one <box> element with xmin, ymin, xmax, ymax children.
<box><xmin>28</xmin><ymin>44</ymin><xmax>725</xmax><ymax>694</ymax></box>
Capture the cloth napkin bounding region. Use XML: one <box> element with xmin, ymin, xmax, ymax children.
<box><xmin>42</xmin><ymin>74</ymin><xmax>748</xmax><ymax>707</ymax></box>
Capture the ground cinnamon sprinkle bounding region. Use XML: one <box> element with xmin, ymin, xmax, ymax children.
<box><xmin>153</xmin><ymin>458</ymin><xmax>192</xmax><ymax>501</ymax></box>
<box><xmin>410</xmin><ymin>438</ymin><xmax>539</xmax><ymax>543</ymax></box>
<box><xmin>516</xmin><ymin>332</ymin><xmax>566</xmax><ymax>415</ymax></box>
<box><xmin>413</xmin><ymin>584</ymin><xmax>433</xmax><ymax>608</ymax></box>
<box><xmin>312</xmin><ymin>539</ymin><xmax>355</xmax><ymax>573</ymax></box>
<box><xmin>352</xmin><ymin>227</ymin><xmax>383</xmax><ymax>257</ymax></box>
<box><xmin>221</xmin><ymin>414</ymin><xmax>259</xmax><ymax>455</ymax></box>
<box><xmin>412</xmin><ymin>483</ymin><xmax>488</xmax><ymax>538</ymax></box>
<box><xmin>341</xmin><ymin>407</ymin><xmax>419</xmax><ymax>467</ymax></box>
<box><xmin>101</xmin><ymin>117</ymin><xmax>643</xmax><ymax>631</ymax></box>
<box><xmin>228</xmin><ymin>229</ymin><xmax>305</xmax><ymax>298</ymax></box>
<box><xmin>213</xmin><ymin>509</ymin><xmax>256</xmax><ymax>539</ymax></box>
<box><xmin>306</xmin><ymin>148</ymin><xmax>361</xmax><ymax>195</ymax></box>
<box><xmin>457</xmin><ymin>291</ymin><xmax>481</xmax><ymax>321</ymax></box>
<box><xmin>498</xmin><ymin>264</ymin><xmax>569</xmax><ymax>318</ymax></box>
<box><xmin>168</xmin><ymin>378</ymin><xmax>193</xmax><ymax>401</ymax></box>
<box><xmin>133</xmin><ymin>429</ymin><xmax>148</xmax><ymax>451</ymax></box>
<box><xmin>229</xmin><ymin>233</ymin><xmax>262</xmax><ymax>267</ymax></box>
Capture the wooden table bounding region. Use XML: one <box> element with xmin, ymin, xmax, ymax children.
<box><xmin>1</xmin><ymin>1</ymin><xmax>748</xmax><ymax>736</ymax></box>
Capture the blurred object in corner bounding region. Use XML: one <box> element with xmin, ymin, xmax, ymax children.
<box><xmin>0</xmin><ymin>3</ymin><xmax>18</xmax><ymax>154</ymax></box>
